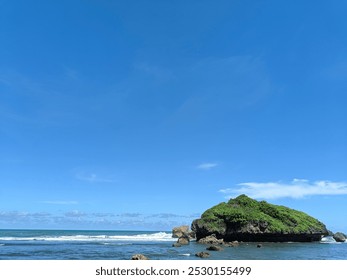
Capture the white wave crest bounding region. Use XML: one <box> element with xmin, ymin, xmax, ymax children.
<box><xmin>320</xmin><ymin>236</ymin><xmax>336</xmax><ymax>243</ymax></box>
<box><xmin>0</xmin><ymin>232</ymin><xmax>176</xmax><ymax>242</ymax></box>
<box><xmin>320</xmin><ymin>236</ymin><xmax>347</xmax><ymax>244</ymax></box>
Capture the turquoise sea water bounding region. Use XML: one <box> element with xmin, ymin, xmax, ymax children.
<box><xmin>0</xmin><ymin>229</ymin><xmax>346</xmax><ymax>260</ymax></box>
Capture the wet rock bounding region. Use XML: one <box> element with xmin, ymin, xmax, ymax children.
<box><xmin>197</xmin><ymin>234</ymin><xmax>224</xmax><ymax>245</ymax></box>
<box><xmin>206</xmin><ymin>245</ymin><xmax>223</xmax><ymax>251</ymax></box>
<box><xmin>177</xmin><ymin>235</ymin><xmax>190</xmax><ymax>245</ymax></box>
<box><xmin>131</xmin><ymin>254</ymin><xmax>149</xmax><ymax>260</ymax></box>
<box><xmin>333</xmin><ymin>232</ymin><xmax>346</xmax><ymax>242</ymax></box>
<box><xmin>172</xmin><ymin>225</ymin><xmax>190</xmax><ymax>238</ymax></box>
<box><xmin>225</xmin><ymin>241</ymin><xmax>239</xmax><ymax>247</ymax></box>
<box><xmin>195</xmin><ymin>251</ymin><xmax>210</xmax><ymax>258</ymax></box>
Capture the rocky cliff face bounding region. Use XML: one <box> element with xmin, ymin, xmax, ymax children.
<box><xmin>192</xmin><ymin>195</ymin><xmax>328</xmax><ymax>242</ymax></box>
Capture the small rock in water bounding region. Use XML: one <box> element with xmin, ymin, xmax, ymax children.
<box><xmin>195</xmin><ymin>251</ymin><xmax>210</xmax><ymax>258</ymax></box>
<box><xmin>206</xmin><ymin>245</ymin><xmax>223</xmax><ymax>251</ymax></box>
<box><xmin>257</xmin><ymin>244</ymin><xmax>262</xmax><ymax>248</ymax></box>
<box><xmin>131</xmin><ymin>254</ymin><xmax>149</xmax><ymax>260</ymax></box>
<box><xmin>197</xmin><ymin>234</ymin><xmax>224</xmax><ymax>245</ymax></box>
<box><xmin>172</xmin><ymin>225</ymin><xmax>190</xmax><ymax>238</ymax></box>
<box><xmin>333</xmin><ymin>232</ymin><xmax>346</xmax><ymax>242</ymax></box>
<box><xmin>225</xmin><ymin>241</ymin><xmax>239</xmax><ymax>247</ymax></box>
<box><xmin>177</xmin><ymin>235</ymin><xmax>190</xmax><ymax>245</ymax></box>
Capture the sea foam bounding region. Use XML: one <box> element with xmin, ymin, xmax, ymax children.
<box><xmin>319</xmin><ymin>236</ymin><xmax>347</xmax><ymax>243</ymax></box>
<box><xmin>0</xmin><ymin>232</ymin><xmax>175</xmax><ymax>242</ymax></box>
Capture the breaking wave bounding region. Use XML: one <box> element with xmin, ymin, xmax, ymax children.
<box><xmin>320</xmin><ymin>236</ymin><xmax>347</xmax><ymax>244</ymax></box>
<box><xmin>0</xmin><ymin>232</ymin><xmax>175</xmax><ymax>242</ymax></box>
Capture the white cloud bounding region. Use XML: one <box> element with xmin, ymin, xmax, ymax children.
<box><xmin>75</xmin><ymin>172</ymin><xmax>116</xmax><ymax>183</ymax></box>
<box><xmin>219</xmin><ymin>179</ymin><xmax>347</xmax><ymax>199</ymax></box>
<box><xmin>196</xmin><ymin>162</ymin><xmax>218</xmax><ymax>170</ymax></box>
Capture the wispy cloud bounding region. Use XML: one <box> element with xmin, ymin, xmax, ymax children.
<box><xmin>149</xmin><ymin>213</ymin><xmax>201</xmax><ymax>219</ymax></box>
<box><xmin>117</xmin><ymin>213</ymin><xmax>143</xmax><ymax>218</ymax></box>
<box><xmin>41</xmin><ymin>200</ymin><xmax>78</xmax><ymax>205</ymax></box>
<box><xmin>220</xmin><ymin>179</ymin><xmax>347</xmax><ymax>199</ymax></box>
<box><xmin>0</xmin><ymin>210</ymin><xmax>197</xmax><ymax>230</ymax></box>
<box><xmin>91</xmin><ymin>212</ymin><xmax>115</xmax><ymax>218</ymax></box>
<box><xmin>149</xmin><ymin>213</ymin><xmax>184</xmax><ymax>219</ymax></box>
<box><xmin>0</xmin><ymin>211</ymin><xmax>52</xmax><ymax>224</ymax></box>
<box><xmin>63</xmin><ymin>66</ymin><xmax>80</xmax><ymax>80</ymax></box>
<box><xmin>196</xmin><ymin>162</ymin><xmax>218</xmax><ymax>170</ymax></box>
<box><xmin>75</xmin><ymin>172</ymin><xmax>117</xmax><ymax>183</ymax></box>
<box><xmin>134</xmin><ymin>62</ymin><xmax>175</xmax><ymax>81</ymax></box>
<box><xmin>65</xmin><ymin>210</ymin><xmax>87</xmax><ymax>217</ymax></box>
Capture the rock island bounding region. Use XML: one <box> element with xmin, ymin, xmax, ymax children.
<box><xmin>192</xmin><ymin>194</ymin><xmax>328</xmax><ymax>242</ymax></box>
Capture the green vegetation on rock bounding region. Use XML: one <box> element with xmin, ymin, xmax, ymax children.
<box><xmin>200</xmin><ymin>194</ymin><xmax>327</xmax><ymax>234</ymax></box>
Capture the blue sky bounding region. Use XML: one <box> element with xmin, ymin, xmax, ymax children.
<box><xmin>1</xmin><ymin>0</ymin><xmax>346</xmax><ymax>232</ymax></box>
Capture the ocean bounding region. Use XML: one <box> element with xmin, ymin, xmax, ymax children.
<box><xmin>0</xmin><ymin>229</ymin><xmax>346</xmax><ymax>260</ymax></box>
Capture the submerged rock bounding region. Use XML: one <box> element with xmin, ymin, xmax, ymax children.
<box><xmin>192</xmin><ymin>194</ymin><xmax>328</xmax><ymax>242</ymax></box>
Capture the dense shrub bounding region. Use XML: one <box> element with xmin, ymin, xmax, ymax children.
<box><xmin>199</xmin><ymin>195</ymin><xmax>326</xmax><ymax>234</ymax></box>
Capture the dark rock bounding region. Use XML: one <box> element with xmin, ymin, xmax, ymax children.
<box><xmin>257</xmin><ymin>244</ymin><xmax>262</xmax><ymax>248</ymax></box>
<box><xmin>333</xmin><ymin>232</ymin><xmax>346</xmax><ymax>242</ymax></box>
<box><xmin>172</xmin><ymin>225</ymin><xmax>190</xmax><ymax>238</ymax></box>
<box><xmin>172</xmin><ymin>243</ymin><xmax>182</xmax><ymax>247</ymax></box>
<box><xmin>195</xmin><ymin>252</ymin><xmax>210</xmax><ymax>258</ymax></box>
<box><xmin>177</xmin><ymin>235</ymin><xmax>190</xmax><ymax>245</ymax></box>
<box><xmin>206</xmin><ymin>245</ymin><xmax>223</xmax><ymax>251</ymax></box>
<box><xmin>192</xmin><ymin>195</ymin><xmax>329</xmax><ymax>243</ymax></box>
<box><xmin>225</xmin><ymin>241</ymin><xmax>239</xmax><ymax>247</ymax></box>
<box><xmin>197</xmin><ymin>234</ymin><xmax>224</xmax><ymax>245</ymax></box>
<box><xmin>188</xmin><ymin>231</ymin><xmax>196</xmax><ymax>239</ymax></box>
<box><xmin>131</xmin><ymin>254</ymin><xmax>149</xmax><ymax>260</ymax></box>
<box><xmin>172</xmin><ymin>225</ymin><xmax>196</xmax><ymax>240</ymax></box>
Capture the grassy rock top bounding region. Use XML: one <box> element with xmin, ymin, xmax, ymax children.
<box><xmin>198</xmin><ymin>194</ymin><xmax>327</xmax><ymax>235</ymax></box>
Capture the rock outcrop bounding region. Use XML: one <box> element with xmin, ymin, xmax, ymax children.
<box><xmin>172</xmin><ymin>225</ymin><xmax>195</xmax><ymax>239</ymax></box>
<box><xmin>197</xmin><ymin>234</ymin><xmax>224</xmax><ymax>245</ymax></box>
<box><xmin>206</xmin><ymin>245</ymin><xmax>223</xmax><ymax>251</ymax></box>
<box><xmin>172</xmin><ymin>225</ymin><xmax>190</xmax><ymax>238</ymax></box>
<box><xmin>192</xmin><ymin>194</ymin><xmax>329</xmax><ymax>242</ymax></box>
<box><xmin>333</xmin><ymin>232</ymin><xmax>346</xmax><ymax>242</ymax></box>
<box><xmin>177</xmin><ymin>235</ymin><xmax>190</xmax><ymax>245</ymax></box>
